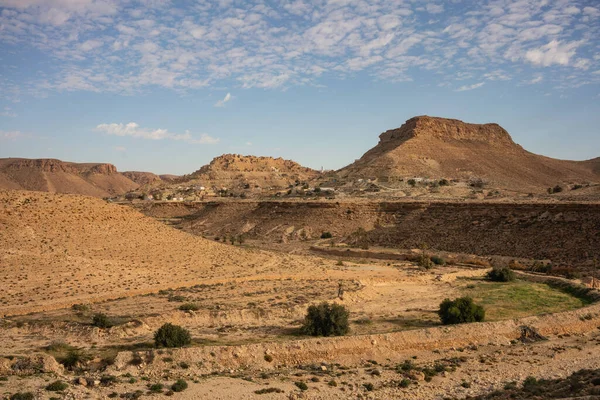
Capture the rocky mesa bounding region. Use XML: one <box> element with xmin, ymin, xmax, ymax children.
<box><xmin>337</xmin><ymin>116</ymin><xmax>599</xmax><ymax>192</ymax></box>
<box><xmin>0</xmin><ymin>158</ymin><xmax>140</xmax><ymax>197</ymax></box>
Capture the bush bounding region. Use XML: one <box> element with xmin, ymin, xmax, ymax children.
<box><xmin>92</xmin><ymin>313</ymin><xmax>112</xmax><ymax>328</ymax></box>
<box><xmin>171</xmin><ymin>379</ymin><xmax>188</xmax><ymax>392</ymax></box>
<box><xmin>486</xmin><ymin>267</ymin><xmax>515</xmax><ymax>282</ymax></box>
<box><xmin>320</xmin><ymin>232</ymin><xmax>333</xmax><ymax>239</ymax></box>
<box><xmin>154</xmin><ymin>323</ymin><xmax>191</xmax><ymax>348</ymax></box>
<box><xmin>149</xmin><ymin>383</ymin><xmax>163</xmax><ymax>393</ymax></box>
<box><xmin>46</xmin><ymin>381</ymin><xmax>68</xmax><ymax>391</ymax></box>
<box><xmin>294</xmin><ymin>381</ymin><xmax>308</xmax><ymax>391</ymax></box>
<box><xmin>438</xmin><ymin>297</ymin><xmax>485</xmax><ymax>325</ymax></box>
<box><xmin>439</xmin><ymin>179</ymin><xmax>449</xmax><ymax>186</ymax></box>
<box><xmin>10</xmin><ymin>393</ymin><xmax>34</xmax><ymax>400</ymax></box>
<box><xmin>430</xmin><ymin>255</ymin><xmax>446</xmax><ymax>266</ymax></box>
<box><xmin>301</xmin><ymin>302</ymin><xmax>349</xmax><ymax>337</ymax></box>
<box><xmin>59</xmin><ymin>349</ymin><xmax>90</xmax><ymax>370</ymax></box>
<box><xmin>407</xmin><ymin>179</ymin><xmax>417</xmax><ymax>187</ymax></box>
<box><xmin>178</xmin><ymin>303</ymin><xmax>199</xmax><ymax>311</ymax></box>
<box><xmin>548</xmin><ymin>185</ymin><xmax>563</xmax><ymax>194</ymax></box>
<box><xmin>255</xmin><ymin>387</ymin><xmax>284</xmax><ymax>394</ymax></box>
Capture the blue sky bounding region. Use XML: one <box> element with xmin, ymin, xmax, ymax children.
<box><xmin>0</xmin><ymin>0</ymin><xmax>599</xmax><ymax>175</ymax></box>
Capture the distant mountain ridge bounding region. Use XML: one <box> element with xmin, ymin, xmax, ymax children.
<box><xmin>0</xmin><ymin>158</ymin><xmax>139</xmax><ymax>197</ymax></box>
<box><xmin>337</xmin><ymin>116</ymin><xmax>599</xmax><ymax>191</ymax></box>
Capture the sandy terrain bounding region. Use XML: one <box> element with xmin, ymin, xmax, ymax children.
<box><xmin>1</xmin><ymin>189</ymin><xmax>600</xmax><ymax>400</ymax></box>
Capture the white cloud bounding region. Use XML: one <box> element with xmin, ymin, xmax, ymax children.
<box><xmin>526</xmin><ymin>76</ymin><xmax>544</xmax><ymax>84</ymax></box>
<box><xmin>525</xmin><ymin>40</ymin><xmax>583</xmax><ymax>67</ymax></box>
<box><xmin>214</xmin><ymin>92</ymin><xmax>231</xmax><ymax>107</ymax></box>
<box><xmin>0</xmin><ymin>107</ymin><xmax>17</xmax><ymax>117</ymax></box>
<box><xmin>456</xmin><ymin>82</ymin><xmax>485</xmax><ymax>91</ymax></box>
<box><xmin>0</xmin><ymin>130</ymin><xmax>25</xmax><ymax>140</ymax></box>
<box><xmin>95</xmin><ymin>122</ymin><xmax>219</xmax><ymax>144</ymax></box>
<box><xmin>426</xmin><ymin>4</ymin><xmax>444</xmax><ymax>14</ymax></box>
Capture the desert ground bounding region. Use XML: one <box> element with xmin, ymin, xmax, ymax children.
<box><xmin>2</xmin><ymin>189</ymin><xmax>600</xmax><ymax>400</ymax></box>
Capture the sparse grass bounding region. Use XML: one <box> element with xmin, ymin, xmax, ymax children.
<box><xmin>462</xmin><ymin>280</ymin><xmax>586</xmax><ymax>321</ymax></box>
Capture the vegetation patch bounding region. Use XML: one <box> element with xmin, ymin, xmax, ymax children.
<box><xmin>463</xmin><ymin>280</ymin><xmax>586</xmax><ymax>321</ymax></box>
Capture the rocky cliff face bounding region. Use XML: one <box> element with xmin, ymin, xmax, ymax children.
<box><xmin>3</xmin><ymin>158</ymin><xmax>119</xmax><ymax>175</ymax></box>
<box><xmin>378</xmin><ymin>116</ymin><xmax>516</xmax><ymax>146</ymax></box>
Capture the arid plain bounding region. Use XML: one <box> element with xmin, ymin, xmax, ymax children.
<box><xmin>1</xmin><ymin>117</ymin><xmax>600</xmax><ymax>399</ymax></box>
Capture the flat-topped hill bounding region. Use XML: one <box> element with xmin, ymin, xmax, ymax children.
<box><xmin>0</xmin><ymin>158</ymin><xmax>139</xmax><ymax>197</ymax></box>
<box><xmin>338</xmin><ymin>116</ymin><xmax>599</xmax><ymax>191</ymax></box>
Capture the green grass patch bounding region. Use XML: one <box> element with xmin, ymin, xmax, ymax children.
<box><xmin>462</xmin><ymin>279</ymin><xmax>586</xmax><ymax>321</ymax></box>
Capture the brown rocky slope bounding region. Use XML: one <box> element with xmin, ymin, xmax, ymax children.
<box><xmin>186</xmin><ymin>154</ymin><xmax>319</xmax><ymax>189</ymax></box>
<box><xmin>0</xmin><ymin>190</ymin><xmax>318</xmax><ymax>316</ymax></box>
<box><xmin>121</xmin><ymin>171</ymin><xmax>162</xmax><ymax>185</ymax></box>
<box><xmin>337</xmin><ymin>116</ymin><xmax>599</xmax><ymax>192</ymax></box>
<box><xmin>0</xmin><ymin>158</ymin><xmax>139</xmax><ymax>197</ymax></box>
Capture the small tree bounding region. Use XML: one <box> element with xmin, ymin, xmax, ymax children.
<box><xmin>92</xmin><ymin>313</ymin><xmax>112</xmax><ymax>329</ymax></box>
<box><xmin>486</xmin><ymin>266</ymin><xmax>515</xmax><ymax>282</ymax></box>
<box><xmin>438</xmin><ymin>297</ymin><xmax>485</xmax><ymax>325</ymax></box>
<box><xmin>302</xmin><ymin>302</ymin><xmax>349</xmax><ymax>337</ymax></box>
<box><xmin>418</xmin><ymin>243</ymin><xmax>433</xmax><ymax>269</ymax></box>
<box><xmin>154</xmin><ymin>323</ymin><xmax>191</xmax><ymax>348</ymax></box>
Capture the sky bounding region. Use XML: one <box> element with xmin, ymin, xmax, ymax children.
<box><xmin>0</xmin><ymin>0</ymin><xmax>599</xmax><ymax>175</ymax></box>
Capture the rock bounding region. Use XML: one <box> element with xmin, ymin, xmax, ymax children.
<box><xmin>77</xmin><ymin>377</ymin><xmax>87</xmax><ymax>386</ymax></box>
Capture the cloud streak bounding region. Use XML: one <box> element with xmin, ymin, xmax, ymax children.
<box><xmin>214</xmin><ymin>92</ymin><xmax>231</xmax><ymax>107</ymax></box>
<box><xmin>456</xmin><ymin>82</ymin><xmax>485</xmax><ymax>92</ymax></box>
<box><xmin>95</xmin><ymin>122</ymin><xmax>219</xmax><ymax>144</ymax></box>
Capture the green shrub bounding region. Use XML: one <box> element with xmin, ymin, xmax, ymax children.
<box><xmin>46</xmin><ymin>381</ymin><xmax>68</xmax><ymax>391</ymax></box>
<box><xmin>397</xmin><ymin>360</ymin><xmax>414</xmax><ymax>372</ymax></box>
<box><xmin>59</xmin><ymin>349</ymin><xmax>90</xmax><ymax>370</ymax></box>
<box><xmin>486</xmin><ymin>267</ymin><xmax>515</xmax><ymax>282</ymax></box>
<box><xmin>100</xmin><ymin>375</ymin><xmax>118</xmax><ymax>386</ymax></box>
<box><xmin>407</xmin><ymin>179</ymin><xmax>417</xmax><ymax>187</ymax></box>
<box><xmin>92</xmin><ymin>313</ymin><xmax>112</xmax><ymax>328</ymax></box>
<box><xmin>178</xmin><ymin>303</ymin><xmax>199</xmax><ymax>311</ymax></box>
<box><xmin>438</xmin><ymin>297</ymin><xmax>485</xmax><ymax>325</ymax></box>
<box><xmin>254</xmin><ymin>387</ymin><xmax>284</xmax><ymax>394</ymax></box>
<box><xmin>399</xmin><ymin>378</ymin><xmax>411</xmax><ymax>388</ymax></box>
<box><xmin>439</xmin><ymin>179</ymin><xmax>449</xmax><ymax>186</ymax></box>
<box><xmin>430</xmin><ymin>256</ymin><xmax>446</xmax><ymax>266</ymax></box>
<box><xmin>294</xmin><ymin>381</ymin><xmax>308</xmax><ymax>391</ymax></box>
<box><xmin>10</xmin><ymin>393</ymin><xmax>34</xmax><ymax>400</ymax></box>
<box><xmin>320</xmin><ymin>232</ymin><xmax>333</xmax><ymax>239</ymax></box>
<box><xmin>363</xmin><ymin>383</ymin><xmax>374</xmax><ymax>391</ymax></box>
<box><xmin>171</xmin><ymin>379</ymin><xmax>188</xmax><ymax>392</ymax></box>
<box><xmin>264</xmin><ymin>354</ymin><xmax>273</xmax><ymax>362</ymax></box>
<box><xmin>149</xmin><ymin>383</ymin><xmax>163</xmax><ymax>393</ymax></box>
<box><xmin>301</xmin><ymin>302</ymin><xmax>349</xmax><ymax>337</ymax></box>
<box><xmin>154</xmin><ymin>323</ymin><xmax>191</xmax><ymax>348</ymax></box>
